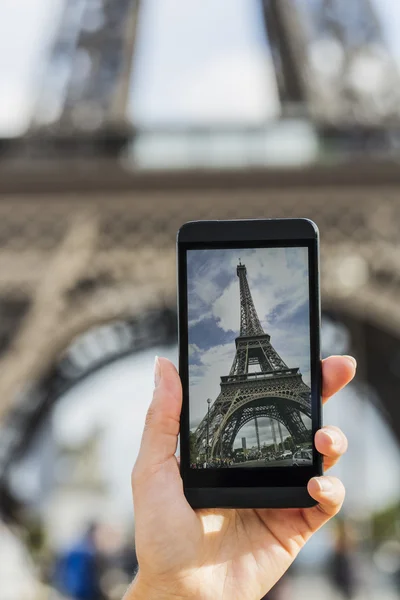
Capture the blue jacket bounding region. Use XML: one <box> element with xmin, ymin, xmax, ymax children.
<box><xmin>54</xmin><ymin>539</ymin><xmax>102</xmax><ymax>600</ymax></box>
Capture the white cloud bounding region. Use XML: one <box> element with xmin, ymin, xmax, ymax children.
<box><xmin>189</xmin><ymin>342</ymin><xmax>234</xmax><ymax>424</ymax></box>
<box><xmin>188</xmin><ymin>343</ymin><xmax>201</xmax><ymax>357</ymax></box>
<box><xmin>212</xmin><ymin>280</ymin><xmax>240</xmax><ymax>332</ymax></box>
<box><xmin>188</xmin><ymin>311</ymin><xmax>212</xmax><ymax>328</ymax></box>
<box><xmin>193</xmin><ymin>277</ymin><xmax>221</xmax><ymax>307</ymax></box>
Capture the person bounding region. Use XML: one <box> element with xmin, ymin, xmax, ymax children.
<box><xmin>328</xmin><ymin>520</ymin><xmax>359</xmax><ymax>599</ymax></box>
<box><xmin>126</xmin><ymin>355</ymin><xmax>355</xmax><ymax>600</ymax></box>
<box><xmin>53</xmin><ymin>523</ymin><xmax>104</xmax><ymax>600</ymax></box>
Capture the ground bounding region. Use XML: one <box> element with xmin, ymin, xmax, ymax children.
<box><xmin>230</xmin><ymin>458</ymin><xmax>293</xmax><ymax>468</ymax></box>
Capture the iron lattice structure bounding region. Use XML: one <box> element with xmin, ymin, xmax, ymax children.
<box><xmin>264</xmin><ymin>0</ymin><xmax>400</xmax><ymax>126</ymax></box>
<box><xmin>34</xmin><ymin>0</ymin><xmax>139</xmax><ymax>133</ymax></box>
<box><xmin>194</xmin><ymin>262</ymin><xmax>311</xmax><ymax>459</ymax></box>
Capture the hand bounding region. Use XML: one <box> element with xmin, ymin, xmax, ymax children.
<box><xmin>127</xmin><ymin>355</ymin><xmax>356</xmax><ymax>600</ymax></box>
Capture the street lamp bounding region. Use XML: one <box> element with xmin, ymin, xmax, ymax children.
<box><xmin>206</xmin><ymin>398</ymin><xmax>212</xmax><ymax>465</ymax></box>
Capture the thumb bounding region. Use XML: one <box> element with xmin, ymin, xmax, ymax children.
<box><xmin>136</xmin><ymin>356</ymin><xmax>182</xmax><ymax>471</ymax></box>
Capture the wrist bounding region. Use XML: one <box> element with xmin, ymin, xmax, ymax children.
<box><xmin>125</xmin><ymin>573</ymin><xmax>190</xmax><ymax>600</ymax></box>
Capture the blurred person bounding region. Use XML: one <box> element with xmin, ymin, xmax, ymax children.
<box><xmin>101</xmin><ymin>535</ymin><xmax>139</xmax><ymax>597</ymax></box>
<box><xmin>53</xmin><ymin>522</ymin><xmax>105</xmax><ymax>600</ymax></box>
<box><xmin>328</xmin><ymin>520</ymin><xmax>359</xmax><ymax>599</ymax></box>
<box><xmin>125</xmin><ymin>355</ymin><xmax>355</xmax><ymax>600</ymax></box>
<box><xmin>117</xmin><ymin>541</ymin><xmax>138</xmax><ymax>582</ymax></box>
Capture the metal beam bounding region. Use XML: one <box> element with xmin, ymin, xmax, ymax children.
<box><xmin>34</xmin><ymin>0</ymin><xmax>140</xmax><ymax>135</ymax></box>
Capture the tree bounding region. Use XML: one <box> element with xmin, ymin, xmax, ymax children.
<box><xmin>189</xmin><ymin>432</ymin><xmax>198</xmax><ymax>464</ymax></box>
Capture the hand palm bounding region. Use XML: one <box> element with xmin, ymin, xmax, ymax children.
<box><xmin>134</xmin><ymin>455</ymin><xmax>325</xmax><ymax>600</ymax></box>
<box><xmin>131</xmin><ymin>356</ymin><xmax>354</xmax><ymax>600</ymax></box>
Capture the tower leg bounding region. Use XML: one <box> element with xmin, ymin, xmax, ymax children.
<box><xmin>254</xmin><ymin>414</ymin><xmax>261</xmax><ymax>452</ymax></box>
<box><xmin>277</xmin><ymin>419</ymin><xmax>284</xmax><ymax>450</ymax></box>
<box><xmin>281</xmin><ymin>406</ymin><xmax>309</xmax><ymax>444</ymax></box>
<box><xmin>270</xmin><ymin>417</ymin><xmax>278</xmax><ymax>452</ymax></box>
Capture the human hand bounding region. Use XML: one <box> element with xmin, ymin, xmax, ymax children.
<box><xmin>127</xmin><ymin>355</ymin><xmax>355</xmax><ymax>600</ymax></box>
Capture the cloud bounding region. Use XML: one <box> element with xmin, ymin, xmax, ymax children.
<box><xmin>189</xmin><ymin>343</ymin><xmax>200</xmax><ymax>356</ymax></box>
<box><xmin>188</xmin><ymin>311</ymin><xmax>213</xmax><ymax>328</ymax></box>
<box><xmin>188</xmin><ymin>342</ymin><xmax>235</xmax><ymax>424</ymax></box>
<box><xmin>212</xmin><ymin>280</ymin><xmax>240</xmax><ymax>332</ymax></box>
<box><xmin>189</xmin><ymin>316</ymin><xmax>235</xmax><ymax>352</ymax></box>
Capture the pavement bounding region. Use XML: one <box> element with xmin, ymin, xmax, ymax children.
<box><xmin>290</xmin><ymin>574</ymin><xmax>399</xmax><ymax>600</ymax></box>
<box><xmin>230</xmin><ymin>458</ymin><xmax>293</xmax><ymax>468</ymax></box>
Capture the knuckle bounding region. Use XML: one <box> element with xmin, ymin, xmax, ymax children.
<box><xmin>144</xmin><ymin>403</ymin><xmax>158</xmax><ymax>430</ymax></box>
<box><xmin>131</xmin><ymin>462</ymin><xmax>149</xmax><ymax>492</ymax></box>
<box><xmin>144</xmin><ymin>395</ymin><xmax>180</xmax><ymax>436</ymax></box>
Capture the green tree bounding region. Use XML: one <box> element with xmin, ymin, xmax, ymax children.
<box><xmin>189</xmin><ymin>431</ymin><xmax>198</xmax><ymax>464</ymax></box>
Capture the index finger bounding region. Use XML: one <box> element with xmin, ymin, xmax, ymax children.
<box><xmin>322</xmin><ymin>355</ymin><xmax>356</xmax><ymax>403</ymax></box>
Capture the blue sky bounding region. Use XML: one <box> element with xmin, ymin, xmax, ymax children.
<box><xmin>187</xmin><ymin>247</ymin><xmax>311</xmax><ymax>447</ymax></box>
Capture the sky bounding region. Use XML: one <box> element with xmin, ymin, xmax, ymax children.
<box><xmin>187</xmin><ymin>247</ymin><xmax>311</xmax><ymax>448</ymax></box>
<box><xmin>0</xmin><ymin>0</ymin><xmax>280</xmax><ymax>136</ymax></box>
<box><xmin>0</xmin><ymin>0</ymin><xmax>64</xmax><ymax>136</ymax></box>
<box><xmin>3</xmin><ymin>0</ymin><xmax>400</xmax><ymax>136</ymax></box>
<box><xmin>130</xmin><ymin>0</ymin><xmax>280</xmax><ymax>126</ymax></box>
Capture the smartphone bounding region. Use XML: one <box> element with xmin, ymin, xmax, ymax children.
<box><xmin>177</xmin><ymin>219</ymin><xmax>322</xmax><ymax>509</ymax></box>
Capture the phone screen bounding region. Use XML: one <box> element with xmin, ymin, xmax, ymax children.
<box><xmin>187</xmin><ymin>246</ymin><xmax>312</xmax><ymax>470</ymax></box>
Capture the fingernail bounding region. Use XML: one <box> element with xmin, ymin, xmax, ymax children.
<box><xmin>316</xmin><ymin>477</ymin><xmax>333</xmax><ymax>493</ymax></box>
<box><xmin>154</xmin><ymin>356</ymin><xmax>161</xmax><ymax>387</ymax></box>
<box><xmin>342</xmin><ymin>355</ymin><xmax>357</xmax><ymax>369</ymax></box>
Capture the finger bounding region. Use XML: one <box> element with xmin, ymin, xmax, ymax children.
<box><xmin>315</xmin><ymin>426</ymin><xmax>348</xmax><ymax>471</ymax></box>
<box><xmin>304</xmin><ymin>476</ymin><xmax>346</xmax><ymax>532</ymax></box>
<box><xmin>135</xmin><ymin>357</ymin><xmax>182</xmax><ymax>470</ymax></box>
<box><xmin>322</xmin><ymin>355</ymin><xmax>356</xmax><ymax>403</ymax></box>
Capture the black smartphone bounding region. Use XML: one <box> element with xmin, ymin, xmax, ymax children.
<box><xmin>177</xmin><ymin>219</ymin><xmax>322</xmax><ymax>509</ymax></box>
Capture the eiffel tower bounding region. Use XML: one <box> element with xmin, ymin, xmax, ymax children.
<box><xmin>194</xmin><ymin>261</ymin><xmax>311</xmax><ymax>460</ymax></box>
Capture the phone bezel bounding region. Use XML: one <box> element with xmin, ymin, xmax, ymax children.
<box><xmin>177</xmin><ymin>219</ymin><xmax>322</xmax><ymax>506</ymax></box>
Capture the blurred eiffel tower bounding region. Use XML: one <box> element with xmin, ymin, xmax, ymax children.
<box><xmin>32</xmin><ymin>0</ymin><xmax>140</xmax><ymax>155</ymax></box>
<box><xmin>1</xmin><ymin>0</ymin><xmax>400</xmax><ymax>518</ymax></box>
<box><xmin>24</xmin><ymin>0</ymin><xmax>400</xmax><ymax>155</ymax></box>
<box><xmin>264</xmin><ymin>0</ymin><xmax>400</xmax><ymax>126</ymax></box>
